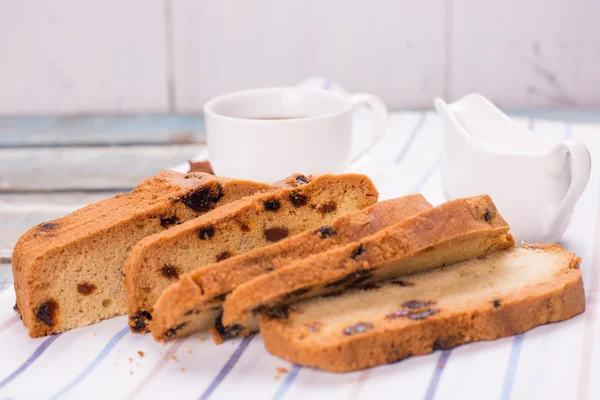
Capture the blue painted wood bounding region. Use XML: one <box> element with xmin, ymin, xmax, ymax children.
<box><xmin>0</xmin><ymin>265</ymin><xmax>12</xmax><ymax>294</ymax></box>
<box><xmin>0</xmin><ymin>111</ymin><xmax>598</xmax><ymax>148</ymax></box>
<box><xmin>0</xmin><ymin>115</ymin><xmax>205</xmax><ymax>147</ymax></box>
<box><xmin>506</xmin><ymin>109</ymin><xmax>600</xmax><ymax>124</ymax></box>
<box><xmin>0</xmin><ymin>144</ymin><xmax>204</xmax><ymax>191</ymax></box>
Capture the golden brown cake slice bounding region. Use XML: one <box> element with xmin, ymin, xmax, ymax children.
<box><xmin>150</xmin><ymin>195</ymin><xmax>432</xmax><ymax>342</ymax></box>
<box><xmin>222</xmin><ymin>195</ymin><xmax>514</xmax><ymax>328</ymax></box>
<box><xmin>12</xmin><ymin>171</ymin><xmax>272</xmax><ymax>338</ymax></box>
<box><xmin>124</xmin><ymin>173</ymin><xmax>378</xmax><ymax>333</ymax></box>
<box><xmin>260</xmin><ymin>244</ymin><xmax>584</xmax><ymax>372</ymax></box>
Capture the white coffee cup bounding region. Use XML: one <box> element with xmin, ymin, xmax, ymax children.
<box><xmin>203</xmin><ymin>87</ymin><xmax>388</xmax><ymax>182</ymax></box>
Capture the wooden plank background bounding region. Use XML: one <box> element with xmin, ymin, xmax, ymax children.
<box><xmin>0</xmin><ymin>115</ymin><xmax>205</xmax><ymax>264</ymax></box>
<box><xmin>0</xmin><ymin>0</ymin><xmax>598</xmax><ymax>114</ymax></box>
<box><xmin>0</xmin><ymin>111</ymin><xmax>599</xmax><ymax>399</ymax></box>
<box><xmin>450</xmin><ymin>0</ymin><xmax>600</xmax><ymax>107</ymax></box>
<box><xmin>0</xmin><ymin>109</ymin><xmax>595</xmax><ymax>257</ymax></box>
<box><xmin>0</xmin><ymin>144</ymin><xmax>203</xmax><ymax>191</ymax></box>
<box><xmin>0</xmin><ymin>0</ymin><xmax>169</xmax><ymax>114</ymax></box>
<box><xmin>0</xmin><ymin>115</ymin><xmax>204</xmax><ymax>146</ymax></box>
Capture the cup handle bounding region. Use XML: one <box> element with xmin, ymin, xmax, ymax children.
<box><xmin>350</xmin><ymin>93</ymin><xmax>389</xmax><ymax>162</ymax></box>
<box><xmin>545</xmin><ymin>139</ymin><xmax>591</xmax><ymax>240</ymax></box>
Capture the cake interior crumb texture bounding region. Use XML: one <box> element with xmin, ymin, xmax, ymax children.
<box><xmin>149</xmin><ymin>195</ymin><xmax>432</xmax><ymax>342</ymax></box>
<box><xmin>12</xmin><ymin>171</ymin><xmax>272</xmax><ymax>338</ymax></box>
<box><xmin>222</xmin><ymin>195</ymin><xmax>513</xmax><ymax>327</ymax></box>
<box><xmin>124</xmin><ymin>173</ymin><xmax>378</xmax><ymax>333</ymax></box>
<box><xmin>260</xmin><ymin>245</ymin><xmax>584</xmax><ymax>372</ymax></box>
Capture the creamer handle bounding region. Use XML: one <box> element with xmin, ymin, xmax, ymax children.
<box><xmin>545</xmin><ymin>139</ymin><xmax>591</xmax><ymax>240</ymax></box>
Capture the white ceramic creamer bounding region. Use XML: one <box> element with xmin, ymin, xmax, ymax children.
<box><xmin>435</xmin><ymin>93</ymin><xmax>591</xmax><ymax>243</ymax></box>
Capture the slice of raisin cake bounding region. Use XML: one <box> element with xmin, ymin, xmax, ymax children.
<box><xmin>150</xmin><ymin>195</ymin><xmax>433</xmax><ymax>342</ymax></box>
<box><xmin>222</xmin><ymin>195</ymin><xmax>514</xmax><ymax>328</ymax></box>
<box><xmin>12</xmin><ymin>171</ymin><xmax>272</xmax><ymax>338</ymax></box>
<box><xmin>261</xmin><ymin>244</ymin><xmax>585</xmax><ymax>372</ymax></box>
<box><xmin>124</xmin><ymin>173</ymin><xmax>378</xmax><ymax>333</ymax></box>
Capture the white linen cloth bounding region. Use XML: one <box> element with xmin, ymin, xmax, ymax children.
<box><xmin>1</xmin><ymin>81</ymin><xmax>599</xmax><ymax>399</ymax></box>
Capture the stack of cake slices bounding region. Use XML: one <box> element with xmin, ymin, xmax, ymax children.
<box><xmin>12</xmin><ymin>171</ymin><xmax>585</xmax><ymax>372</ymax></box>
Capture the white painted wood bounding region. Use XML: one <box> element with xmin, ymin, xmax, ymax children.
<box><xmin>0</xmin><ymin>250</ymin><xmax>11</xmax><ymax>264</ymax></box>
<box><xmin>450</xmin><ymin>0</ymin><xmax>599</xmax><ymax>108</ymax></box>
<box><xmin>309</xmin><ymin>0</ymin><xmax>446</xmax><ymax>110</ymax></box>
<box><xmin>171</xmin><ymin>0</ymin><xmax>315</xmax><ymax>112</ymax></box>
<box><xmin>0</xmin><ymin>192</ymin><xmax>121</xmax><ymax>251</ymax></box>
<box><xmin>0</xmin><ymin>208</ymin><xmax>70</xmax><ymax>250</ymax></box>
<box><xmin>0</xmin><ymin>1</ymin><xmax>599</xmax><ymax>113</ymax></box>
<box><xmin>0</xmin><ymin>0</ymin><xmax>169</xmax><ymax>114</ymax></box>
<box><xmin>0</xmin><ymin>264</ymin><xmax>12</xmax><ymax>293</ymax></box>
<box><xmin>171</xmin><ymin>0</ymin><xmax>446</xmax><ymax>112</ymax></box>
<box><xmin>570</xmin><ymin>0</ymin><xmax>600</xmax><ymax>107</ymax></box>
<box><xmin>0</xmin><ymin>144</ymin><xmax>205</xmax><ymax>191</ymax></box>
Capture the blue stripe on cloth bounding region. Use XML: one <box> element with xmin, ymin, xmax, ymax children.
<box><xmin>50</xmin><ymin>326</ymin><xmax>129</xmax><ymax>399</ymax></box>
<box><xmin>424</xmin><ymin>350</ymin><xmax>452</xmax><ymax>400</ymax></box>
<box><xmin>0</xmin><ymin>334</ymin><xmax>60</xmax><ymax>390</ymax></box>
<box><xmin>267</xmin><ymin>149</ymin><xmax>441</xmax><ymax>399</ymax></box>
<box><xmin>394</xmin><ymin>111</ymin><xmax>427</xmax><ymax>163</ymax></box>
<box><xmin>198</xmin><ymin>335</ymin><xmax>254</xmax><ymax>400</ymax></box>
<box><xmin>412</xmin><ymin>154</ymin><xmax>441</xmax><ymax>193</ymax></box>
<box><xmin>272</xmin><ymin>365</ymin><xmax>301</xmax><ymax>400</ymax></box>
<box><xmin>411</xmin><ymin>151</ymin><xmax>444</xmax><ymax>397</ymax></box>
<box><xmin>499</xmin><ymin>118</ymin><xmax>537</xmax><ymax>400</ymax></box>
<box><xmin>500</xmin><ymin>333</ymin><xmax>525</xmax><ymax>400</ymax></box>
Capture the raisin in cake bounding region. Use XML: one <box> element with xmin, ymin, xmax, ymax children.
<box><xmin>124</xmin><ymin>173</ymin><xmax>378</xmax><ymax>333</ymax></box>
<box><xmin>12</xmin><ymin>171</ymin><xmax>272</xmax><ymax>338</ymax></box>
<box><xmin>222</xmin><ymin>195</ymin><xmax>514</xmax><ymax>327</ymax></box>
<box><xmin>150</xmin><ymin>195</ymin><xmax>432</xmax><ymax>342</ymax></box>
<box><xmin>261</xmin><ymin>244</ymin><xmax>584</xmax><ymax>372</ymax></box>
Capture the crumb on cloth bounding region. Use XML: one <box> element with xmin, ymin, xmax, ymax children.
<box><xmin>275</xmin><ymin>367</ymin><xmax>289</xmax><ymax>380</ymax></box>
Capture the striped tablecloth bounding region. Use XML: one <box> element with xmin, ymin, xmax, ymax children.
<box><xmin>1</xmin><ymin>111</ymin><xmax>599</xmax><ymax>400</ymax></box>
